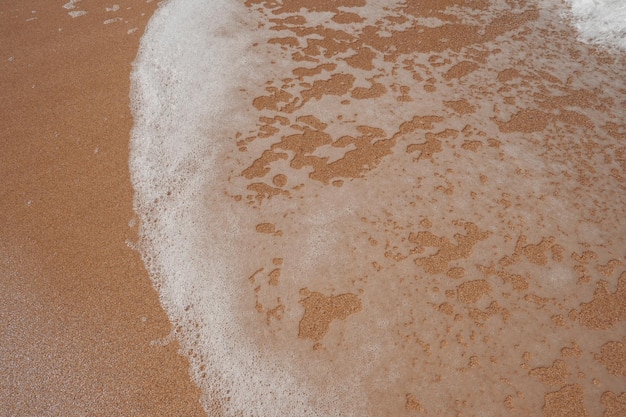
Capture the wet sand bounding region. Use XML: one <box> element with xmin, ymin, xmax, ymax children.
<box><xmin>127</xmin><ymin>1</ymin><xmax>625</xmax><ymax>415</ymax></box>
<box><xmin>0</xmin><ymin>1</ymin><xmax>204</xmax><ymax>415</ymax></box>
<box><xmin>2</xmin><ymin>0</ymin><xmax>626</xmax><ymax>416</ymax></box>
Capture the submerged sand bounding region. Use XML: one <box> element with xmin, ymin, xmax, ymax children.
<box><xmin>129</xmin><ymin>0</ymin><xmax>626</xmax><ymax>415</ymax></box>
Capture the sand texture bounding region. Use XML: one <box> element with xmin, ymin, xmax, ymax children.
<box><xmin>127</xmin><ymin>0</ymin><xmax>626</xmax><ymax>415</ymax></box>
<box><xmin>0</xmin><ymin>1</ymin><xmax>204</xmax><ymax>415</ymax></box>
<box><xmin>2</xmin><ymin>0</ymin><xmax>625</xmax><ymax>416</ymax></box>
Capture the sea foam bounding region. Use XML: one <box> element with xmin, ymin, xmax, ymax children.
<box><xmin>566</xmin><ymin>0</ymin><xmax>626</xmax><ymax>50</ymax></box>
<box><xmin>129</xmin><ymin>0</ymin><xmax>350</xmax><ymax>415</ymax></box>
<box><xmin>130</xmin><ymin>0</ymin><xmax>626</xmax><ymax>415</ymax></box>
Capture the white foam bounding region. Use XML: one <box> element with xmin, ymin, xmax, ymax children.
<box><xmin>62</xmin><ymin>0</ymin><xmax>81</xmax><ymax>10</ymax></box>
<box><xmin>64</xmin><ymin>0</ymin><xmax>87</xmax><ymax>18</ymax></box>
<box><xmin>129</xmin><ymin>0</ymin><xmax>346</xmax><ymax>415</ymax></box>
<box><xmin>68</xmin><ymin>11</ymin><xmax>87</xmax><ymax>18</ymax></box>
<box><xmin>565</xmin><ymin>0</ymin><xmax>626</xmax><ymax>50</ymax></box>
<box><xmin>130</xmin><ymin>0</ymin><xmax>626</xmax><ymax>415</ymax></box>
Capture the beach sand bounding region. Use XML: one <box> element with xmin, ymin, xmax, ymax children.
<box><xmin>2</xmin><ymin>0</ymin><xmax>626</xmax><ymax>416</ymax></box>
<box><xmin>0</xmin><ymin>1</ymin><xmax>204</xmax><ymax>415</ymax></box>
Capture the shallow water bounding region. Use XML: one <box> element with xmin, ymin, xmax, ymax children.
<box><xmin>130</xmin><ymin>0</ymin><xmax>626</xmax><ymax>415</ymax></box>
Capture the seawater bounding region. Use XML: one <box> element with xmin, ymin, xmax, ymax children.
<box><xmin>130</xmin><ymin>0</ymin><xmax>626</xmax><ymax>415</ymax></box>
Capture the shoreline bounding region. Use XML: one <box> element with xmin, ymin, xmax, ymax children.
<box><xmin>2</xmin><ymin>0</ymin><xmax>625</xmax><ymax>415</ymax></box>
<box><xmin>0</xmin><ymin>1</ymin><xmax>205</xmax><ymax>415</ymax></box>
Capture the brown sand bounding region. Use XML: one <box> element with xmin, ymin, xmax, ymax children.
<box><xmin>0</xmin><ymin>1</ymin><xmax>204</xmax><ymax>415</ymax></box>
<box><xmin>4</xmin><ymin>0</ymin><xmax>624</xmax><ymax>416</ymax></box>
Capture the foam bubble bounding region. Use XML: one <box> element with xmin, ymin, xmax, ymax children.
<box><xmin>130</xmin><ymin>0</ymin><xmax>352</xmax><ymax>415</ymax></box>
<box><xmin>62</xmin><ymin>0</ymin><xmax>82</xmax><ymax>10</ymax></box>
<box><xmin>103</xmin><ymin>17</ymin><xmax>122</xmax><ymax>25</ymax></box>
<box><xmin>68</xmin><ymin>11</ymin><xmax>87</xmax><ymax>18</ymax></box>
<box><xmin>566</xmin><ymin>0</ymin><xmax>626</xmax><ymax>50</ymax></box>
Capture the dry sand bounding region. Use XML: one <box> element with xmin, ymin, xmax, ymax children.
<box><xmin>0</xmin><ymin>1</ymin><xmax>204</xmax><ymax>415</ymax></box>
